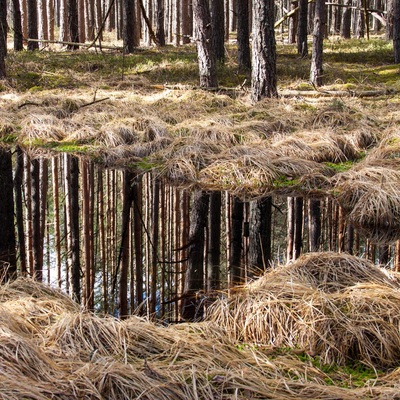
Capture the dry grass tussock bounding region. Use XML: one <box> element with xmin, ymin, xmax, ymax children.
<box><xmin>1</xmin><ymin>274</ymin><xmax>400</xmax><ymax>398</ymax></box>
<box><xmin>5</xmin><ymin>90</ymin><xmax>400</xmax><ymax>241</ymax></box>
<box><xmin>207</xmin><ymin>252</ymin><xmax>400</xmax><ymax>370</ymax></box>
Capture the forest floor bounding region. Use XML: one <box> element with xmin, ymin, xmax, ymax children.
<box><xmin>1</xmin><ymin>37</ymin><xmax>400</xmax><ymax>398</ymax></box>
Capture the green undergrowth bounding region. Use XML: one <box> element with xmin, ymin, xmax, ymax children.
<box><xmin>237</xmin><ymin>345</ymin><xmax>385</xmax><ymax>389</ymax></box>
<box><xmin>4</xmin><ymin>37</ymin><xmax>398</xmax><ymax>93</ymax></box>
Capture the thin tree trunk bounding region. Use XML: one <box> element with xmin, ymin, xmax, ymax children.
<box><xmin>52</xmin><ymin>156</ymin><xmax>62</xmax><ymax>287</ymax></box>
<box><xmin>150</xmin><ymin>178</ymin><xmax>160</xmax><ymax>315</ymax></box>
<box><xmin>310</xmin><ymin>0</ymin><xmax>326</xmax><ymax>86</ymax></box>
<box><xmin>212</xmin><ymin>0</ymin><xmax>225</xmax><ymax>61</ymax></box>
<box><xmin>27</xmin><ymin>0</ymin><xmax>39</xmax><ymax>49</ymax></box>
<box><xmin>31</xmin><ymin>159</ymin><xmax>43</xmax><ymax>281</ymax></box>
<box><xmin>14</xmin><ymin>147</ymin><xmax>27</xmax><ymax>275</ymax></box>
<box><xmin>119</xmin><ymin>170</ymin><xmax>134</xmax><ymax>318</ymax></box>
<box><xmin>12</xmin><ymin>0</ymin><xmax>24</xmax><ymax>50</ymax></box>
<box><xmin>68</xmin><ymin>156</ymin><xmax>81</xmax><ymax>303</ymax></box>
<box><xmin>181</xmin><ymin>0</ymin><xmax>190</xmax><ymax>43</ymax></box>
<box><xmin>67</xmin><ymin>0</ymin><xmax>80</xmax><ymax>48</ymax></box>
<box><xmin>230</xmin><ymin>196</ymin><xmax>243</xmax><ymax>286</ymax></box>
<box><xmin>237</xmin><ymin>0</ymin><xmax>251</xmax><ymax>69</ymax></box>
<box><xmin>207</xmin><ymin>191</ymin><xmax>221</xmax><ymax>291</ymax></box>
<box><xmin>0</xmin><ymin>148</ymin><xmax>17</xmax><ymax>282</ymax></box>
<box><xmin>156</xmin><ymin>0</ymin><xmax>166</xmax><ymax>45</ymax></box>
<box><xmin>393</xmin><ymin>0</ymin><xmax>400</xmax><ymax>62</ymax></box>
<box><xmin>287</xmin><ymin>197</ymin><xmax>295</xmax><ymax>262</ymax></box>
<box><xmin>297</xmin><ymin>0</ymin><xmax>308</xmax><ymax>56</ymax></box>
<box><xmin>308</xmin><ymin>198</ymin><xmax>321</xmax><ymax>252</ymax></box>
<box><xmin>293</xmin><ymin>197</ymin><xmax>303</xmax><ymax>259</ymax></box>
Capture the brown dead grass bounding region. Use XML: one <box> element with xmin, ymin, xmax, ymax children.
<box><xmin>1</xmin><ymin>271</ymin><xmax>400</xmax><ymax>398</ymax></box>
<box><xmin>207</xmin><ymin>252</ymin><xmax>400</xmax><ymax>368</ymax></box>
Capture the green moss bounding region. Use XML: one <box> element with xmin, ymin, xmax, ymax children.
<box><xmin>0</xmin><ymin>133</ymin><xmax>18</xmax><ymax>144</ymax></box>
<box><xmin>273</xmin><ymin>176</ymin><xmax>300</xmax><ymax>188</ymax></box>
<box><xmin>324</xmin><ymin>161</ymin><xmax>354</xmax><ymax>173</ymax></box>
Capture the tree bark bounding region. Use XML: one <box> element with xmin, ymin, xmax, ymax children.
<box><xmin>230</xmin><ymin>196</ymin><xmax>243</xmax><ymax>286</ymax></box>
<box><xmin>310</xmin><ymin>0</ymin><xmax>326</xmax><ymax>86</ymax></box>
<box><xmin>341</xmin><ymin>0</ymin><xmax>352</xmax><ymax>38</ymax></box>
<box><xmin>67</xmin><ymin>0</ymin><xmax>80</xmax><ymax>48</ymax></box>
<box><xmin>212</xmin><ymin>0</ymin><xmax>225</xmax><ymax>62</ymax></box>
<box><xmin>297</xmin><ymin>0</ymin><xmax>308</xmax><ymax>56</ymax></box>
<box><xmin>181</xmin><ymin>0</ymin><xmax>191</xmax><ymax>43</ymax></box>
<box><xmin>31</xmin><ymin>159</ymin><xmax>43</xmax><ymax>281</ymax></box>
<box><xmin>308</xmin><ymin>198</ymin><xmax>321</xmax><ymax>252</ymax></box>
<box><xmin>193</xmin><ymin>0</ymin><xmax>218</xmax><ymax>88</ymax></box>
<box><xmin>123</xmin><ymin>0</ymin><xmax>138</xmax><ymax>53</ymax></box>
<box><xmin>251</xmin><ymin>0</ymin><xmax>278</xmax><ymax>101</ymax></box>
<box><xmin>156</xmin><ymin>0</ymin><xmax>166</xmax><ymax>46</ymax></box>
<box><xmin>68</xmin><ymin>156</ymin><xmax>81</xmax><ymax>303</ymax></box>
<box><xmin>248</xmin><ymin>197</ymin><xmax>272</xmax><ymax>275</ymax></box>
<box><xmin>287</xmin><ymin>197</ymin><xmax>295</xmax><ymax>262</ymax></box>
<box><xmin>0</xmin><ymin>0</ymin><xmax>6</xmax><ymax>77</ymax></box>
<box><xmin>27</xmin><ymin>0</ymin><xmax>39</xmax><ymax>50</ymax></box>
<box><xmin>119</xmin><ymin>170</ymin><xmax>133</xmax><ymax>318</ymax></box>
<box><xmin>237</xmin><ymin>0</ymin><xmax>251</xmax><ymax>69</ymax></box>
<box><xmin>207</xmin><ymin>191</ymin><xmax>221</xmax><ymax>291</ymax></box>
<box><xmin>14</xmin><ymin>147</ymin><xmax>27</xmax><ymax>276</ymax></box>
<box><xmin>393</xmin><ymin>0</ymin><xmax>400</xmax><ymax>63</ymax></box>
<box><xmin>293</xmin><ymin>197</ymin><xmax>303</xmax><ymax>260</ymax></box>
<box><xmin>0</xmin><ymin>148</ymin><xmax>17</xmax><ymax>282</ymax></box>
<box><xmin>12</xmin><ymin>0</ymin><xmax>24</xmax><ymax>50</ymax></box>
<box><xmin>182</xmin><ymin>190</ymin><xmax>209</xmax><ymax>320</ymax></box>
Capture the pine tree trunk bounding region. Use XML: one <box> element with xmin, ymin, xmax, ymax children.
<box><xmin>182</xmin><ymin>190</ymin><xmax>209</xmax><ymax>320</ymax></box>
<box><xmin>288</xmin><ymin>0</ymin><xmax>298</xmax><ymax>44</ymax></box>
<box><xmin>67</xmin><ymin>0</ymin><xmax>80</xmax><ymax>48</ymax></box>
<box><xmin>287</xmin><ymin>197</ymin><xmax>294</xmax><ymax>262</ymax></box>
<box><xmin>119</xmin><ymin>170</ymin><xmax>133</xmax><ymax>318</ymax></box>
<box><xmin>27</xmin><ymin>0</ymin><xmax>39</xmax><ymax>49</ymax></box>
<box><xmin>51</xmin><ymin>156</ymin><xmax>62</xmax><ymax>287</ymax></box>
<box><xmin>193</xmin><ymin>0</ymin><xmax>218</xmax><ymax>88</ymax></box>
<box><xmin>341</xmin><ymin>0</ymin><xmax>352</xmax><ymax>38</ymax></box>
<box><xmin>230</xmin><ymin>196</ymin><xmax>243</xmax><ymax>286</ymax></box>
<box><xmin>308</xmin><ymin>199</ymin><xmax>321</xmax><ymax>252</ymax></box>
<box><xmin>212</xmin><ymin>0</ymin><xmax>225</xmax><ymax>62</ymax></box>
<box><xmin>31</xmin><ymin>159</ymin><xmax>43</xmax><ymax>281</ymax></box>
<box><xmin>59</xmin><ymin>0</ymin><xmax>68</xmax><ymax>41</ymax></box>
<box><xmin>0</xmin><ymin>148</ymin><xmax>17</xmax><ymax>282</ymax></box>
<box><xmin>297</xmin><ymin>0</ymin><xmax>308</xmax><ymax>56</ymax></box>
<box><xmin>123</xmin><ymin>0</ymin><xmax>137</xmax><ymax>53</ymax></box>
<box><xmin>132</xmin><ymin>176</ymin><xmax>144</xmax><ymax>314</ymax></box>
<box><xmin>310</xmin><ymin>0</ymin><xmax>326</xmax><ymax>86</ymax></box>
<box><xmin>150</xmin><ymin>178</ymin><xmax>160</xmax><ymax>315</ymax></box>
<box><xmin>68</xmin><ymin>156</ymin><xmax>81</xmax><ymax>303</ymax></box>
<box><xmin>207</xmin><ymin>191</ymin><xmax>221</xmax><ymax>291</ymax></box>
<box><xmin>237</xmin><ymin>0</ymin><xmax>251</xmax><ymax>69</ymax></box>
<box><xmin>156</xmin><ymin>0</ymin><xmax>166</xmax><ymax>45</ymax></box>
<box><xmin>293</xmin><ymin>197</ymin><xmax>303</xmax><ymax>259</ymax></box>
<box><xmin>181</xmin><ymin>0</ymin><xmax>191</xmax><ymax>43</ymax></box>
<box><xmin>393</xmin><ymin>0</ymin><xmax>400</xmax><ymax>62</ymax></box>
<box><xmin>249</xmin><ymin>197</ymin><xmax>272</xmax><ymax>275</ymax></box>
<box><xmin>14</xmin><ymin>147</ymin><xmax>27</xmax><ymax>275</ymax></box>
<box><xmin>251</xmin><ymin>0</ymin><xmax>277</xmax><ymax>101</ymax></box>
<box><xmin>12</xmin><ymin>0</ymin><xmax>24</xmax><ymax>50</ymax></box>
